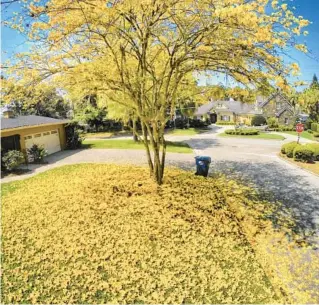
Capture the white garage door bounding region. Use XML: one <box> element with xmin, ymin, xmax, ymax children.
<box><xmin>24</xmin><ymin>129</ymin><xmax>61</xmax><ymax>156</ymax></box>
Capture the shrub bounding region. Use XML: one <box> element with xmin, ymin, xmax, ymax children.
<box><xmin>284</xmin><ymin>142</ymin><xmax>300</xmax><ymax>158</ymax></box>
<box><xmin>66</xmin><ymin>122</ymin><xmax>84</xmax><ymax>149</ymax></box>
<box><xmin>313</xmin><ymin>132</ymin><xmax>319</xmax><ymax>138</ymax></box>
<box><xmin>293</xmin><ymin>146</ymin><xmax>314</xmax><ymax>163</ymax></box>
<box><xmin>311</xmin><ymin>122</ymin><xmax>319</xmax><ymax>132</ymax></box>
<box><xmin>216</xmin><ymin>121</ymin><xmax>236</xmax><ymax>125</ymax></box>
<box><xmin>1</xmin><ymin>150</ymin><xmax>25</xmax><ymax>171</ymax></box>
<box><xmin>225</xmin><ymin>129</ymin><xmax>259</xmax><ymax>135</ymax></box>
<box><xmin>27</xmin><ymin>144</ymin><xmax>48</xmax><ymax>163</ymax></box>
<box><xmin>251</xmin><ymin>115</ymin><xmax>267</xmax><ymax>126</ymax></box>
<box><xmin>305</xmin><ymin>118</ymin><xmax>313</xmax><ymax>130</ymax></box>
<box><xmin>279</xmin><ymin>125</ymin><xmax>295</xmax><ymax>131</ymax></box>
<box><xmin>306</xmin><ymin>144</ymin><xmax>319</xmax><ymax>161</ymax></box>
<box><xmin>281</xmin><ymin>143</ymin><xmax>289</xmax><ymax>154</ymax></box>
<box><xmin>267</xmin><ymin>117</ymin><xmax>278</xmax><ymax>128</ymax></box>
<box><xmin>307</xmin><ymin>129</ymin><xmax>313</xmax><ymax>134</ymax></box>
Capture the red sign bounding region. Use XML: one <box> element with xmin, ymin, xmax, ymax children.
<box><xmin>296</xmin><ymin>123</ymin><xmax>304</xmax><ymax>133</ymax></box>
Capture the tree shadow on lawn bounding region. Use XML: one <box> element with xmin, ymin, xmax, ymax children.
<box><xmin>168</xmin><ymin>158</ymin><xmax>319</xmax><ymax>244</ymax></box>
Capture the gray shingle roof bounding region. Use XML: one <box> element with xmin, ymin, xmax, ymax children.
<box><xmin>1</xmin><ymin>115</ymin><xmax>69</xmax><ymax>130</ymax></box>
<box><xmin>195</xmin><ymin>100</ymin><xmax>260</xmax><ymax>116</ymax></box>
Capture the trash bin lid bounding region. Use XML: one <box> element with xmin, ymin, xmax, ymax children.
<box><xmin>195</xmin><ymin>156</ymin><xmax>211</xmax><ymax>162</ymax></box>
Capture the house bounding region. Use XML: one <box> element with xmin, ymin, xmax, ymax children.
<box><xmin>195</xmin><ymin>91</ymin><xmax>300</xmax><ymax>125</ymax></box>
<box><xmin>1</xmin><ymin>109</ymin><xmax>69</xmax><ymax>156</ymax></box>
<box><xmin>195</xmin><ymin>99</ymin><xmax>261</xmax><ymax>124</ymax></box>
<box><xmin>256</xmin><ymin>92</ymin><xmax>298</xmax><ymax>125</ymax></box>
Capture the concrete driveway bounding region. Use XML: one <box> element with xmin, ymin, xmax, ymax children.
<box><xmin>185</xmin><ymin>126</ymin><xmax>319</xmax><ymax>240</ymax></box>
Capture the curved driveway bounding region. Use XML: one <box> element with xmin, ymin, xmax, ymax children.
<box><xmin>183</xmin><ymin>126</ymin><xmax>319</xmax><ymax>240</ymax></box>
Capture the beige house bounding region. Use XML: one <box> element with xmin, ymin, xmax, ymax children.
<box><xmin>1</xmin><ymin>110</ymin><xmax>69</xmax><ymax>156</ymax></box>
<box><xmin>195</xmin><ymin>99</ymin><xmax>261</xmax><ymax>124</ymax></box>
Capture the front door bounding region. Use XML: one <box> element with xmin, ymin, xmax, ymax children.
<box><xmin>210</xmin><ymin>113</ymin><xmax>217</xmax><ymax>123</ymax></box>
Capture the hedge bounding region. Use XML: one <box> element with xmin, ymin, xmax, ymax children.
<box><xmin>311</xmin><ymin>122</ymin><xmax>319</xmax><ymax>132</ymax></box>
<box><xmin>313</xmin><ymin>132</ymin><xmax>319</xmax><ymax>138</ymax></box>
<box><xmin>306</xmin><ymin>143</ymin><xmax>319</xmax><ymax>161</ymax></box>
<box><xmin>216</xmin><ymin>121</ymin><xmax>236</xmax><ymax>125</ymax></box>
<box><xmin>281</xmin><ymin>142</ymin><xmax>300</xmax><ymax>158</ymax></box>
<box><xmin>225</xmin><ymin>129</ymin><xmax>259</xmax><ymax>135</ymax></box>
<box><xmin>293</xmin><ymin>146</ymin><xmax>314</xmax><ymax>163</ymax></box>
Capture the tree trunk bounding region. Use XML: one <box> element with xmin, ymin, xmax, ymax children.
<box><xmin>132</xmin><ymin>119</ymin><xmax>138</xmax><ymax>142</ymax></box>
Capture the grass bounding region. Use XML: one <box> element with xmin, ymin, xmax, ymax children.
<box><xmin>1</xmin><ymin>164</ymin><xmax>279</xmax><ymax>304</ymax></box>
<box><xmin>166</xmin><ymin>127</ymin><xmax>209</xmax><ymax>136</ymax></box>
<box><xmin>219</xmin><ymin>133</ymin><xmax>285</xmax><ymax>140</ymax></box>
<box><xmin>82</xmin><ymin>139</ymin><xmax>193</xmax><ymax>153</ymax></box>
<box><xmin>84</xmin><ymin>130</ymin><xmax>133</xmax><ymax>138</ymax></box>
<box><xmin>276</xmin><ymin>131</ymin><xmax>318</xmax><ymax>141</ymax></box>
<box><xmin>280</xmin><ymin>154</ymin><xmax>319</xmax><ymax>175</ymax></box>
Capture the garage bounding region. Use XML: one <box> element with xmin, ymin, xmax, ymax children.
<box><xmin>1</xmin><ymin>113</ymin><xmax>68</xmax><ymax>158</ymax></box>
<box><xmin>24</xmin><ymin>129</ymin><xmax>61</xmax><ymax>155</ymax></box>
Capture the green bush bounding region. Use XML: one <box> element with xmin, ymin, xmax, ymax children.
<box><xmin>311</xmin><ymin>122</ymin><xmax>319</xmax><ymax>132</ymax></box>
<box><xmin>279</xmin><ymin>125</ymin><xmax>295</xmax><ymax>131</ymax></box>
<box><xmin>281</xmin><ymin>143</ymin><xmax>289</xmax><ymax>154</ymax></box>
<box><xmin>267</xmin><ymin>117</ymin><xmax>278</xmax><ymax>128</ymax></box>
<box><xmin>313</xmin><ymin>132</ymin><xmax>319</xmax><ymax>138</ymax></box>
<box><xmin>293</xmin><ymin>146</ymin><xmax>314</xmax><ymax>163</ymax></box>
<box><xmin>1</xmin><ymin>150</ymin><xmax>25</xmax><ymax>171</ymax></box>
<box><xmin>216</xmin><ymin>121</ymin><xmax>236</xmax><ymax>125</ymax></box>
<box><xmin>66</xmin><ymin>122</ymin><xmax>84</xmax><ymax>149</ymax></box>
<box><xmin>225</xmin><ymin>129</ymin><xmax>259</xmax><ymax>135</ymax></box>
<box><xmin>284</xmin><ymin>142</ymin><xmax>300</xmax><ymax>158</ymax></box>
<box><xmin>305</xmin><ymin>118</ymin><xmax>313</xmax><ymax>130</ymax></box>
<box><xmin>306</xmin><ymin>144</ymin><xmax>319</xmax><ymax>161</ymax></box>
<box><xmin>251</xmin><ymin>115</ymin><xmax>267</xmax><ymax>126</ymax></box>
<box><xmin>307</xmin><ymin>129</ymin><xmax>313</xmax><ymax>134</ymax></box>
<box><xmin>27</xmin><ymin>144</ymin><xmax>48</xmax><ymax>163</ymax></box>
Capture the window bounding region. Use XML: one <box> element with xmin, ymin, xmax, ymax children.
<box><xmin>43</xmin><ymin>132</ymin><xmax>50</xmax><ymax>136</ymax></box>
<box><xmin>51</xmin><ymin>130</ymin><xmax>58</xmax><ymax>134</ymax></box>
<box><xmin>34</xmin><ymin>134</ymin><xmax>41</xmax><ymax>138</ymax></box>
<box><xmin>221</xmin><ymin>115</ymin><xmax>230</xmax><ymax>121</ymax></box>
<box><xmin>284</xmin><ymin>118</ymin><xmax>289</xmax><ymax>124</ymax></box>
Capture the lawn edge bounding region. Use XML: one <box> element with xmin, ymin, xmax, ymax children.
<box><xmin>218</xmin><ymin>133</ymin><xmax>285</xmax><ymax>140</ymax></box>
<box><xmin>278</xmin><ymin>153</ymin><xmax>319</xmax><ymax>178</ymax></box>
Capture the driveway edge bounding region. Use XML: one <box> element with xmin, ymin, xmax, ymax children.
<box><xmin>278</xmin><ymin>154</ymin><xmax>319</xmax><ymax>178</ymax></box>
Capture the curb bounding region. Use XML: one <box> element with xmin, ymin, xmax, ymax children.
<box><xmin>278</xmin><ymin>154</ymin><xmax>319</xmax><ymax>178</ymax></box>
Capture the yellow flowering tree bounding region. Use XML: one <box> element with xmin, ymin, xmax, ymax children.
<box><xmin>3</xmin><ymin>0</ymin><xmax>310</xmax><ymax>184</ymax></box>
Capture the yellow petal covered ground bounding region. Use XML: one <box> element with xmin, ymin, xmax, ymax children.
<box><xmin>1</xmin><ymin>164</ymin><xmax>315</xmax><ymax>303</ymax></box>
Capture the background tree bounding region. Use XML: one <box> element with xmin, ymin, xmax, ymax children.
<box><xmin>3</xmin><ymin>0</ymin><xmax>310</xmax><ymax>184</ymax></box>
<box><xmin>1</xmin><ymin>80</ymin><xmax>69</xmax><ymax>118</ymax></box>
<box><xmin>299</xmin><ymin>74</ymin><xmax>319</xmax><ymax>122</ymax></box>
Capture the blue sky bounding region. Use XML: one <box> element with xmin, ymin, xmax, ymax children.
<box><xmin>1</xmin><ymin>0</ymin><xmax>319</xmax><ymax>86</ymax></box>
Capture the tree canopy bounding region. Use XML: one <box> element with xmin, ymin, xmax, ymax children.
<box><xmin>2</xmin><ymin>0</ymin><xmax>310</xmax><ymax>183</ymax></box>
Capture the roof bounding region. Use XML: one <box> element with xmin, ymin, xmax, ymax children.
<box><xmin>195</xmin><ymin>99</ymin><xmax>260</xmax><ymax>116</ymax></box>
<box><xmin>1</xmin><ymin>115</ymin><xmax>69</xmax><ymax>130</ymax></box>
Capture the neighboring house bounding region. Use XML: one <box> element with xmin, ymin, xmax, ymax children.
<box><xmin>195</xmin><ymin>92</ymin><xmax>300</xmax><ymax>125</ymax></box>
<box><xmin>1</xmin><ymin>109</ymin><xmax>69</xmax><ymax>156</ymax></box>
<box><xmin>195</xmin><ymin>99</ymin><xmax>261</xmax><ymax>124</ymax></box>
<box><xmin>257</xmin><ymin>91</ymin><xmax>299</xmax><ymax>125</ymax></box>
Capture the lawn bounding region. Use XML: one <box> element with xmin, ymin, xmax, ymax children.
<box><xmin>276</xmin><ymin>131</ymin><xmax>318</xmax><ymax>141</ymax></box>
<box><xmin>166</xmin><ymin>127</ymin><xmax>209</xmax><ymax>136</ymax></box>
<box><xmin>84</xmin><ymin>131</ymin><xmax>133</xmax><ymax>138</ymax></box>
<box><xmin>82</xmin><ymin>139</ymin><xmax>193</xmax><ymax>153</ymax></box>
<box><xmin>2</xmin><ymin>164</ymin><xmax>279</xmax><ymax>304</ymax></box>
<box><xmin>219</xmin><ymin>133</ymin><xmax>285</xmax><ymax>140</ymax></box>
